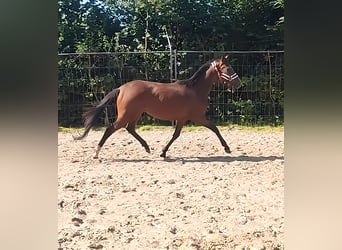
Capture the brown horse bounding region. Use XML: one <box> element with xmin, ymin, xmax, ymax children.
<box><xmin>74</xmin><ymin>55</ymin><xmax>242</xmax><ymax>158</ymax></box>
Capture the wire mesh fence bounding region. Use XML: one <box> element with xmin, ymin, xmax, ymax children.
<box><xmin>58</xmin><ymin>51</ymin><xmax>283</xmax><ymax>126</ymax></box>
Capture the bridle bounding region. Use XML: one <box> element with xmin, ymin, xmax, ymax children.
<box><xmin>211</xmin><ymin>61</ymin><xmax>239</xmax><ymax>82</ymax></box>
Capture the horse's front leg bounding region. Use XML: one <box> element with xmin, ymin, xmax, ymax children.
<box><xmin>194</xmin><ymin>118</ymin><xmax>231</xmax><ymax>153</ymax></box>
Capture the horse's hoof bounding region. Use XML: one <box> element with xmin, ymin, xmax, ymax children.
<box><xmin>145</xmin><ymin>147</ymin><xmax>151</xmax><ymax>154</ymax></box>
<box><xmin>225</xmin><ymin>147</ymin><xmax>231</xmax><ymax>153</ymax></box>
<box><xmin>160</xmin><ymin>152</ymin><xmax>166</xmax><ymax>158</ymax></box>
<box><xmin>93</xmin><ymin>156</ymin><xmax>99</xmax><ymax>159</ymax></box>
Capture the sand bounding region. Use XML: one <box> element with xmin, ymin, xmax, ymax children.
<box><xmin>58</xmin><ymin>127</ymin><xmax>284</xmax><ymax>249</ymax></box>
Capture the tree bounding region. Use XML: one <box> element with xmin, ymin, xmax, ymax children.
<box><xmin>58</xmin><ymin>0</ymin><xmax>83</xmax><ymax>53</ymax></box>
<box><xmin>58</xmin><ymin>0</ymin><xmax>126</xmax><ymax>53</ymax></box>
<box><xmin>59</xmin><ymin>0</ymin><xmax>284</xmax><ymax>52</ymax></box>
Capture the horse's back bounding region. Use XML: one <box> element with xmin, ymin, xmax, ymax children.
<box><xmin>119</xmin><ymin>80</ymin><xmax>180</xmax><ymax>102</ymax></box>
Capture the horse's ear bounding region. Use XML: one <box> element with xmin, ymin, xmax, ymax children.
<box><xmin>221</xmin><ymin>55</ymin><xmax>229</xmax><ymax>64</ymax></box>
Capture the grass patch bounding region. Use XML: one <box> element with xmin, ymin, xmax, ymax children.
<box><xmin>58</xmin><ymin>124</ymin><xmax>284</xmax><ymax>133</ymax></box>
<box><xmin>58</xmin><ymin>127</ymin><xmax>81</xmax><ymax>133</ymax></box>
<box><xmin>136</xmin><ymin>124</ymin><xmax>284</xmax><ymax>132</ymax></box>
<box><xmin>136</xmin><ymin>125</ymin><xmax>207</xmax><ymax>132</ymax></box>
<box><xmin>58</xmin><ymin>126</ymin><xmax>106</xmax><ymax>133</ymax></box>
<box><xmin>233</xmin><ymin>124</ymin><xmax>284</xmax><ymax>132</ymax></box>
<box><xmin>136</xmin><ymin>125</ymin><xmax>172</xmax><ymax>131</ymax></box>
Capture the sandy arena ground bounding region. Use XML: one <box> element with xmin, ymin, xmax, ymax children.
<box><xmin>58</xmin><ymin>127</ymin><xmax>284</xmax><ymax>250</ymax></box>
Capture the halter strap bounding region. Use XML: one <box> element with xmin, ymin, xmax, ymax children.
<box><xmin>211</xmin><ymin>61</ymin><xmax>239</xmax><ymax>82</ymax></box>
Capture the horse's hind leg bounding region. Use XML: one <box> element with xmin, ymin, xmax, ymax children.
<box><xmin>94</xmin><ymin>119</ymin><xmax>126</xmax><ymax>158</ymax></box>
<box><xmin>126</xmin><ymin>122</ymin><xmax>150</xmax><ymax>153</ymax></box>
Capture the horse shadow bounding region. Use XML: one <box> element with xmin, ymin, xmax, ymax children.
<box><xmin>163</xmin><ymin>155</ymin><xmax>283</xmax><ymax>163</ymax></box>
<box><xmin>108</xmin><ymin>155</ymin><xmax>283</xmax><ymax>163</ymax></box>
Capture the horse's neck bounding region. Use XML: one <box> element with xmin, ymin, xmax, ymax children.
<box><xmin>193</xmin><ymin>71</ymin><xmax>217</xmax><ymax>98</ymax></box>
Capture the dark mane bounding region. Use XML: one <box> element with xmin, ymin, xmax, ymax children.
<box><xmin>177</xmin><ymin>62</ymin><xmax>210</xmax><ymax>86</ymax></box>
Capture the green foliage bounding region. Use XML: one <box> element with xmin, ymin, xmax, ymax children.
<box><xmin>232</xmin><ymin>99</ymin><xmax>255</xmax><ymax>125</ymax></box>
<box><xmin>58</xmin><ymin>0</ymin><xmax>284</xmax><ymax>53</ymax></box>
<box><xmin>58</xmin><ymin>0</ymin><xmax>284</xmax><ymax>126</ymax></box>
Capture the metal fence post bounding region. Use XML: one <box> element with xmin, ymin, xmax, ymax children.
<box><xmin>173</xmin><ymin>49</ymin><xmax>177</xmax><ymax>81</ymax></box>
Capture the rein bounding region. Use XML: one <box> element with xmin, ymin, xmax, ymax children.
<box><xmin>211</xmin><ymin>61</ymin><xmax>239</xmax><ymax>82</ymax></box>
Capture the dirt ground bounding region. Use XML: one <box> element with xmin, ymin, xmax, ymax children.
<box><xmin>58</xmin><ymin>127</ymin><xmax>284</xmax><ymax>250</ymax></box>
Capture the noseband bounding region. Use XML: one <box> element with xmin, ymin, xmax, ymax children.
<box><xmin>211</xmin><ymin>61</ymin><xmax>239</xmax><ymax>82</ymax></box>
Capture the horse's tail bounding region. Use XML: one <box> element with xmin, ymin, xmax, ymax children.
<box><xmin>73</xmin><ymin>88</ymin><xmax>120</xmax><ymax>140</ymax></box>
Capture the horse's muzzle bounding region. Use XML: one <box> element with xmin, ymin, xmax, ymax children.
<box><xmin>225</xmin><ymin>78</ymin><xmax>242</xmax><ymax>93</ymax></box>
<box><xmin>221</xmin><ymin>72</ymin><xmax>242</xmax><ymax>92</ymax></box>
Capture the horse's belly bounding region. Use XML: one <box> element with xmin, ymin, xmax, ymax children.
<box><xmin>144</xmin><ymin>100</ymin><xmax>206</xmax><ymax>121</ymax></box>
<box><xmin>145</xmin><ymin>105</ymin><xmax>186</xmax><ymax>121</ymax></box>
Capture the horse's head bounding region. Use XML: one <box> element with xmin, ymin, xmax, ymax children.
<box><xmin>212</xmin><ymin>55</ymin><xmax>242</xmax><ymax>92</ymax></box>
